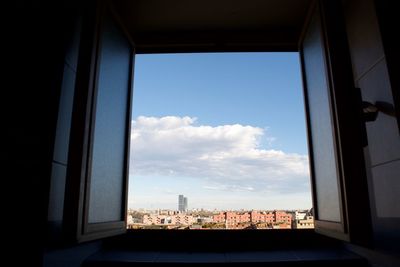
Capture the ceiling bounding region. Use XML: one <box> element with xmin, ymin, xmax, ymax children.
<box><xmin>111</xmin><ymin>0</ymin><xmax>312</xmax><ymax>53</ymax></box>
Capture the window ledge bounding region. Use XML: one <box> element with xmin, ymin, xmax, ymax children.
<box><xmin>103</xmin><ymin>229</ymin><xmax>340</xmax><ymax>251</ymax></box>
<box><xmin>83</xmin><ymin>248</ymin><xmax>368</xmax><ymax>266</ymax></box>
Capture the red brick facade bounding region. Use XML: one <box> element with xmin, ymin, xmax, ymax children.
<box><xmin>212</xmin><ymin>210</ymin><xmax>292</xmax><ymax>228</ymax></box>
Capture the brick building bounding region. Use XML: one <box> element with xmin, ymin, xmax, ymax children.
<box><xmin>213</xmin><ymin>210</ymin><xmax>292</xmax><ymax>228</ymax></box>
<box><xmin>274</xmin><ymin>211</ymin><xmax>292</xmax><ymax>224</ymax></box>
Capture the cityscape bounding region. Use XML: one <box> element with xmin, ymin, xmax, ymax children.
<box><xmin>129</xmin><ymin>53</ymin><xmax>313</xmax><ymax>230</ymax></box>
<box><xmin>127</xmin><ymin>194</ymin><xmax>314</xmax><ymax>230</ymax></box>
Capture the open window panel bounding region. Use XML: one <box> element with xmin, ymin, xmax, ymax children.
<box><xmin>299</xmin><ymin>0</ymin><xmax>372</xmax><ymax>245</ymax></box>
<box><xmin>63</xmin><ymin>2</ymin><xmax>135</xmax><ymax>243</ymax></box>
<box><xmin>62</xmin><ymin>0</ymin><xmax>372</xmax><ymax>245</ymax></box>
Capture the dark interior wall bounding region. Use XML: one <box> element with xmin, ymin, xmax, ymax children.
<box><xmin>41</xmin><ymin>1</ymin><xmax>105</xmax><ymax>265</ymax></box>
<box><xmin>374</xmin><ymin>0</ymin><xmax>400</xmax><ymax>133</ymax></box>
<box><xmin>342</xmin><ymin>0</ymin><xmax>400</xmax><ymax>266</ymax></box>
<box><xmin>6</xmin><ymin>1</ymin><xmax>84</xmax><ymax>265</ymax></box>
<box><xmin>47</xmin><ymin>7</ymin><xmax>82</xmax><ymax>245</ymax></box>
<box><xmin>41</xmin><ymin>0</ymin><xmax>113</xmax><ymax>264</ymax></box>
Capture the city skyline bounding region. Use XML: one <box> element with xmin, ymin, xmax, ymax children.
<box><xmin>127</xmin><ymin>207</ymin><xmax>314</xmax><ymax>230</ymax></box>
<box><xmin>128</xmin><ymin>52</ymin><xmax>312</xmax><ymax>210</ymax></box>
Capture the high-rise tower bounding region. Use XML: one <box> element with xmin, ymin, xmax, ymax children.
<box><xmin>178</xmin><ymin>195</ymin><xmax>188</xmax><ymax>212</ymax></box>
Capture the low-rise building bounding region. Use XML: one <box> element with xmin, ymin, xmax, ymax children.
<box><xmin>274</xmin><ymin>211</ymin><xmax>292</xmax><ymax>225</ymax></box>
<box><xmin>250</xmin><ymin>210</ymin><xmax>275</xmax><ymax>223</ymax></box>
<box><xmin>293</xmin><ymin>215</ymin><xmax>314</xmax><ymax>229</ymax></box>
<box><xmin>142</xmin><ymin>213</ymin><xmax>195</xmax><ymax>226</ymax></box>
<box><xmin>294</xmin><ymin>211</ymin><xmax>307</xmax><ymax>220</ymax></box>
<box><xmin>212</xmin><ymin>210</ymin><xmax>293</xmax><ymax>229</ymax></box>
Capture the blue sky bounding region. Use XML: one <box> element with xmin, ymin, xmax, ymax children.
<box><xmin>128</xmin><ymin>52</ymin><xmax>312</xmax><ymax>211</ymax></box>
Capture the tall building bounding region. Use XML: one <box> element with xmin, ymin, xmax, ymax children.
<box><xmin>178</xmin><ymin>195</ymin><xmax>184</xmax><ymax>212</ymax></box>
<box><xmin>183</xmin><ymin>197</ymin><xmax>188</xmax><ymax>211</ymax></box>
<box><xmin>178</xmin><ymin>194</ymin><xmax>188</xmax><ymax>212</ymax></box>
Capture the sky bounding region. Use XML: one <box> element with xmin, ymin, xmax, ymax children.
<box><xmin>128</xmin><ymin>52</ymin><xmax>312</xmax><ymax>211</ymax></box>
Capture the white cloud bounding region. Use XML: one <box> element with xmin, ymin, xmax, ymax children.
<box><xmin>130</xmin><ymin>116</ymin><xmax>310</xmax><ymax>194</ymax></box>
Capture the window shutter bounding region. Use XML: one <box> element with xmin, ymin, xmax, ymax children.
<box><xmin>299</xmin><ymin>0</ymin><xmax>372</xmax><ymax>245</ymax></box>
<box><xmin>64</xmin><ymin>2</ymin><xmax>134</xmax><ymax>243</ymax></box>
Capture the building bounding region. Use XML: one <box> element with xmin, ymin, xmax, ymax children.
<box><xmin>127</xmin><ymin>215</ymin><xmax>134</xmax><ymax>225</ymax></box>
<box><xmin>213</xmin><ymin>210</ymin><xmax>292</xmax><ymax>229</ymax></box>
<box><xmin>183</xmin><ymin>197</ymin><xmax>188</xmax><ymax>211</ymax></box>
<box><xmin>212</xmin><ymin>212</ymin><xmax>226</xmax><ymax>223</ymax></box>
<box><xmin>294</xmin><ymin>211</ymin><xmax>308</xmax><ymax>220</ymax></box>
<box><xmin>293</xmin><ymin>216</ymin><xmax>315</xmax><ymax>229</ymax></box>
<box><xmin>225</xmin><ymin>211</ymin><xmax>251</xmax><ymax>228</ymax></box>
<box><xmin>178</xmin><ymin>195</ymin><xmax>188</xmax><ymax>212</ymax></box>
<box><xmin>274</xmin><ymin>211</ymin><xmax>292</xmax><ymax>225</ymax></box>
<box><xmin>178</xmin><ymin>195</ymin><xmax>184</xmax><ymax>212</ymax></box>
<box><xmin>250</xmin><ymin>210</ymin><xmax>275</xmax><ymax>224</ymax></box>
<box><xmin>143</xmin><ymin>213</ymin><xmax>195</xmax><ymax>226</ymax></box>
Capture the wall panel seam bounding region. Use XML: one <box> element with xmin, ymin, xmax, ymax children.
<box><xmin>355</xmin><ymin>55</ymin><xmax>385</xmax><ymax>83</ymax></box>
<box><xmin>370</xmin><ymin>158</ymin><xmax>400</xmax><ymax>169</ymax></box>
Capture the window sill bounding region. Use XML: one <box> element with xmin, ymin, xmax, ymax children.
<box><xmin>81</xmin><ymin>230</ymin><xmax>370</xmax><ymax>266</ymax></box>
<box><xmin>83</xmin><ymin>248</ymin><xmax>368</xmax><ymax>266</ymax></box>
<box><xmin>103</xmin><ymin>229</ymin><xmax>341</xmax><ymax>251</ymax></box>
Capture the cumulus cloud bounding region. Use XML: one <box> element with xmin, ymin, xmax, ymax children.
<box><xmin>130</xmin><ymin>116</ymin><xmax>310</xmax><ymax>193</ymax></box>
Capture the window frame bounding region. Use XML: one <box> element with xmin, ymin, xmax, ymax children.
<box><xmin>127</xmin><ymin>50</ymin><xmax>314</xmax><ymax>234</ymax></box>
<box><xmin>298</xmin><ymin>0</ymin><xmax>348</xmax><ymax>241</ymax></box>
<box><xmin>63</xmin><ymin>2</ymin><xmax>135</xmax><ymax>243</ymax></box>
<box><xmin>62</xmin><ymin>0</ymin><xmax>372</xmax><ymax>246</ymax></box>
<box><xmin>82</xmin><ymin>5</ymin><xmax>134</xmax><ymax>239</ymax></box>
<box><xmin>298</xmin><ymin>0</ymin><xmax>372</xmax><ymax>245</ymax></box>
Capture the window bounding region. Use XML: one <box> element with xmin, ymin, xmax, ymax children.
<box><xmin>62</xmin><ymin>0</ymin><xmax>371</xmax><ymax>245</ymax></box>
<box><xmin>127</xmin><ymin>52</ymin><xmax>313</xmax><ymax>230</ymax></box>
